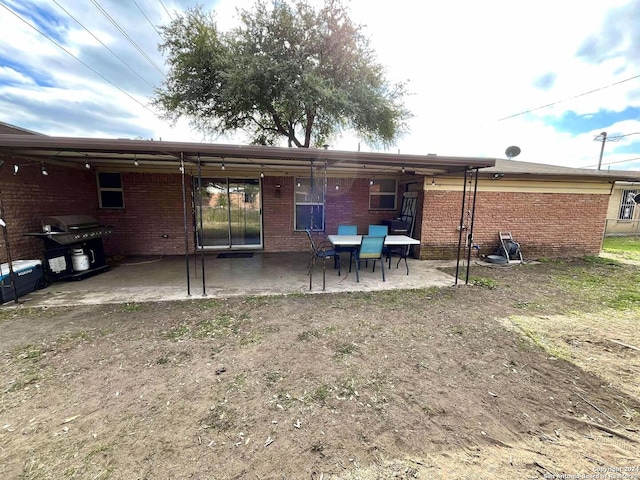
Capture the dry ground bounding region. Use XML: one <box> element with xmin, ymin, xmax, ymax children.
<box><xmin>1</xmin><ymin>256</ymin><xmax>639</xmax><ymax>479</ymax></box>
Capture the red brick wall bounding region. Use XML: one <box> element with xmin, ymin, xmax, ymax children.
<box><xmin>261</xmin><ymin>176</ymin><xmax>402</xmax><ymax>252</ymax></box>
<box><xmin>0</xmin><ymin>161</ymin><xmax>99</xmax><ymax>264</ymax></box>
<box><xmin>98</xmin><ymin>172</ymin><xmax>192</xmax><ymax>256</ymax></box>
<box><xmin>419</xmin><ymin>190</ymin><xmax>609</xmax><ymax>259</ymax></box>
<box><xmin>0</xmin><ymin>161</ymin><xmax>194</xmax><ymax>263</ymax></box>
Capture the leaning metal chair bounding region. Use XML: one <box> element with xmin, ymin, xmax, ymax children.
<box><xmin>306</xmin><ymin>229</ymin><xmax>340</xmax><ymax>290</ymax></box>
<box><xmin>337</xmin><ymin>224</ymin><xmax>358</xmax><ymax>272</ymax></box>
<box><xmin>354</xmin><ymin>235</ymin><xmax>385</xmax><ymax>283</ymax></box>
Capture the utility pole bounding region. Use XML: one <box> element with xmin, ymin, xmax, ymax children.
<box><xmin>596</xmin><ymin>131</ymin><xmax>607</xmax><ymax>171</ymax></box>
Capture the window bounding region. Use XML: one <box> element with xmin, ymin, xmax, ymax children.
<box><xmin>369</xmin><ymin>179</ymin><xmax>397</xmax><ymax>210</ymax></box>
<box><xmin>618</xmin><ymin>189</ymin><xmax>638</xmax><ymax>220</ymax></box>
<box><xmin>295</xmin><ymin>177</ymin><xmax>325</xmax><ymax>231</ymax></box>
<box><xmin>97</xmin><ymin>172</ymin><xmax>124</xmax><ymax>209</ymax></box>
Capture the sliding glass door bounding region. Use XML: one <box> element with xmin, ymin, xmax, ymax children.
<box><xmin>195</xmin><ymin>178</ymin><xmax>262</xmax><ymax>249</ymax></box>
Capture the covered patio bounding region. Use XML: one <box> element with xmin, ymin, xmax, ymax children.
<box><xmin>12</xmin><ymin>252</ymin><xmax>459</xmax><ymax>307</ymax></box>
<box><xmin>1</xmin><ymin>133</ymin><xmax>497</xmax><ymax>303</ymax></box>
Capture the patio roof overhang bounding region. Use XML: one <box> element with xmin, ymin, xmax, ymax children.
<box><xmin>0</xmin><ymin>134</ymin><xmax>496</xmax><ymax>177</ymax></box>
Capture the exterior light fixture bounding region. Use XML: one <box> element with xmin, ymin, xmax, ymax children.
<box><xmin>85</xmin><ymin>161</ymin><xmax>91</xmax><ymax>169</ymax></box>
<box><xmin>401</xmin><ymin>166</ymin><xmax>405</xmax><ymax>174</ymax></box>
<box><xmin>492</xmin><ymin>173</ymin><xmax>505</xmax><ymax>179</ymax></box>
<box><xmin>431</xmin><ymin>178</ymin><xmax>436</xmax><ymax>186</ymax></box>
<box><xmin>13</xmin><ymin>164</ymin><xmax>19</xmax><ymax>175</ymax></box>
<box><xmin>221</xmin><ymin>162</ymin><xmax>225</xmax><ymax>170</ymax></box>
<box><xmin>260</xmin><ymin>166</ymin><xmax>264</xmax><ymax>178</ymax></box>
<box><xmin>41</xmin><ymin>163</ymin><xmax>48</xmax><ymax>176</ymax></box>
<box><xmin>133</xmin><ymin>154</ymin><xmax>139</xmax><ymax>166</ymax></box>
<box><xmin>369</xmin><ymin>179</ymin><xmax>374</xmax><ymax>186</ymax></box>
<box><xmin>335</xmin><ymin>184</ymin><xmax>339</xmax><ymax>190</ymax></box>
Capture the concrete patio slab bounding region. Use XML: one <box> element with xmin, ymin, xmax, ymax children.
<box><xmin>4</xmin><ymin>252</ymin><xmax>463</xmax><ymax>307</ymax></box>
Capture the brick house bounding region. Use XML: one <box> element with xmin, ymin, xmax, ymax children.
<box><xmin>421</xmin><ymin>160</ymin><xmax>640</xmax><ymax>259</ymax></box>
<box><xmin>1</xmin><ymin>131</ymin><xmax>638</xmax><ymax>267</ymax></box>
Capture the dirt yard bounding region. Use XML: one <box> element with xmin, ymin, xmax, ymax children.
<box><xmin>1</xmin><ymin>256</ymin><xmax>639</xmax><ymax>479</ymax></box>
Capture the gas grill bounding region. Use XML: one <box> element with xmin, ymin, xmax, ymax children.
<box><xmin>25</xmin><ymin>215</ymin><xmax>112</xmax><ymax>281</ymax></box>
<box><xmin>38</xmin><ymin>215</ymin><xmax>112</xmax><ymax>244</ymax></box>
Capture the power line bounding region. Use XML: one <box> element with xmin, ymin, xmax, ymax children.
<box><xmin>132</xmin><ymin>0</ymin><xmax>162</xmax><ymax>39</ymax></box>
<box><xmin>158</xmin><ymin>0</ymin><xmax>173</xmax><ymax>22</ymax></box>
<box><xmin>0</xmin><ymin>2</ymin><xmax>155</xmax><ymax>114</ymax></box>
<box><xmin>51</xmin><ymin>0</ymin><xmax>155</xmax><ymax>89</ymax></box>
<box><xmin>497</xmin><ymin>73</ymin><xmax>640</xmax><ymax>122</ymax></box>
<box><xmin>586</xmin><ymin>156</ymin><xmax>640</xmax><ymax>169</ymax></box>
<box><xmin>90</xmin><ymin>0</ymin><xmax>164</xmax><ymax>75</ymax></box>
<box><xmin>604</xmin><ymin>131</ymin><xmax>640</xmax><ymax>142</ymax></box>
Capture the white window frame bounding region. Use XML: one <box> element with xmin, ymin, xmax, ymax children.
<box><xmin>369</xmin><ymin>178</ymin><xmax>397</xmax><ymax>210</ymax></box>
<box><xmin>294</xmin><ymin>177</ymin><xmax>325</xmax><ymax>231</ymax></box>
<box><xmin>97</xmin><ymin>172</ymin><xmax>125</xmax><ymax>209</ymax></box>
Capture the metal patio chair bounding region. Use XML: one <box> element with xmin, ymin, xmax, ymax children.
<box><xmin>366</xmin><ymin>225</ymin><xmax>389</xmax><ymax>269</ymax></box>
<box><xmin>354</xmin><ymin>235</ymin><xmax>385</xmax><ymax>283</ymax></box>
<box><xmin>337</xmin><ymin>224</ymin><xmax>358</xmax><ymax>272</ymax></box>
<box><xmin>306</xmin><ymin>229</ymin><xmax>340</xmax><ymax>290</ymax></box>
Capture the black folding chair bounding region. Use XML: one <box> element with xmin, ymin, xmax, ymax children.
<box><xmin>306</xmin><ymin>229</ymin><xmax>340</xmax><ymax>290</ymax></box>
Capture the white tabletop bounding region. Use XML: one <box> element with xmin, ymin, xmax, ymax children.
<box><xmin>328</xmin><ymin>234</ymin><xmax>420</xmax><ymax>246</ymax></box>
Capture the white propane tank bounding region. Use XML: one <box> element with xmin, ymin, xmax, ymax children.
<box><xmin>71</xmin><ymin>248</ymin><xmax>90</xmax><ymax>272</ymax></box>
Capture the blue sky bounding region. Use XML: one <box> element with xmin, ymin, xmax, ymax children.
<box><xmin>0</xmin><ymin>0</ymin><xmax>639</xmax><ymax>171</ymax></box>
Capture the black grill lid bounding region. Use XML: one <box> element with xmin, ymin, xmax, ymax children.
<box><xmin>42</xmin><ymin>215</ymin><xmax>101</xmax><ymax>232</ymax></box>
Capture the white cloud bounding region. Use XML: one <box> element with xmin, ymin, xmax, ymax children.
<box><xmin>0</xmin><ymin>0</ymin><xmax>639</xmax><ymax>170</ymax></box>
<box><xmin>0</xmin><ymin>66</ymin><xmax>35</xmax><ymax>85</ymax></box>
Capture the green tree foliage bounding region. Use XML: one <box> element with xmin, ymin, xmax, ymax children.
<box><xmin>154</xmin><ymin>0</ymin><xmax>411</xmax><ymax>148</ymax></box>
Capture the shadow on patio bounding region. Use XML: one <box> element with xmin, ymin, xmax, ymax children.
<box><xmin>8</xmin><ymin>252</ymin><xmax>460</xmax><ymax>307</ymax></box>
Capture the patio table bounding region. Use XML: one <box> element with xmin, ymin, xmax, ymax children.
<box><xmin>328</xmin><ymin>235</ymin><xmax>420</xmax><ymax>275</ymax></box>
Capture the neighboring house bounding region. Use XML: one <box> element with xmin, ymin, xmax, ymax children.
<box><xmin>1</xmin><ymin>128</ymin><xmax>639</xmax><ymax>268</ymax></box>
<box><xmin>604</xmin><ymin>182</ymin><xmax>640</xmax><ymax>237</ymax></box>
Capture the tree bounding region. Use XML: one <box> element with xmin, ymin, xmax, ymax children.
<box><xmin>154</xmin><ymin>0</ymin><xmax>411</xmax><ymax>148</ymax></box>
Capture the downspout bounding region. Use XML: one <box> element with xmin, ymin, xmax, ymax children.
<box><xmin>180</xmin><ymin>152</ymin><xmax>191</xmax><ymax>297</ymax></box>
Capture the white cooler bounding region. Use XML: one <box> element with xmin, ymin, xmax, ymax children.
<box><xmin>0</xmin><ymin>260</ymin><xmax>46</xmax><ymax>303</ymax></box>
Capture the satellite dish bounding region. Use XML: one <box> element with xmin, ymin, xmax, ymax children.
<box><xmin>505</xmin><ymin>146</ymin><xmax>521</xmax><ymax>160</ymax></box>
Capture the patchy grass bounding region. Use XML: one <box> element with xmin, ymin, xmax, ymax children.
<box><xmin>509</xmin><ymin>317</ymin><xmax>572</xmax><ymax>360</ymax></box>
<box><xmin>297</xmin><ymin>329</ymin><xmax>321</xmax><ymax>342</ymax></box>
<box><xmin>449</xmin><ymin>325</ymin><xmax>464</xmax><ymax>336</ymax></box>
<box><xmin>512</xmin><ymin>300</ymin><xmax>542</xmax><ymax>310</ymax></box>
<box><xmin>468</xmin><ymin>276</ymin><xmax>498</xmax><ymax>289</ymax></box>
<box><xmin>582</xmin><ymin>255</ymin><xmax>621</xmax><ymax>266</ymax></box>
<box><xmin>602</xmin><ymin>237</ymin><xmax>640</xmax><ymax>262</ymax></box>
<box><xmin>196</xmin><ymin>299</ymin><xmax>222</xmax><ymax>309</ymax></box>
<box><xmin>334</xmin><ymin>342</ymin><xmax>357</xmax><ymax>358</ymax></box>
<box><xmin>121</xmin><ymin>302</ymin><xmax>142</xmax><ymax>312</ymax></box>
<box><xmin>603</xmin><ymin>236</ymin><xmax>640</xmax><ymax>252</ymax></box>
